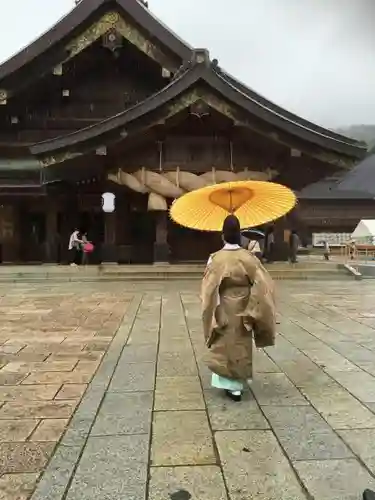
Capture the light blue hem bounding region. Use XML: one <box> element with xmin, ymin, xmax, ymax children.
<box><xmin>211</xmin><ymin>373</ymin><xmax>244</xmax><ymax>391</ymax></box>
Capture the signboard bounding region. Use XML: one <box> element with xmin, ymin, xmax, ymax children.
<box><xmin>312</xmin><ymin>233</ymin><xmax>352</xmax><ymax>247</ymax></box>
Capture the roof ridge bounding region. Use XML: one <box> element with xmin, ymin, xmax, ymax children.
<box><xmin>30</xmin><ymin>54</ymin><xmax>366</xmax><ymax>160</ymax></box>
<box><xmin>217</xmin><ymin>68</ymin><xmax>364</xmax><ymax>148</ymax></box>
<box><xmin>0</xmin><ymin>0</ymin><xmax>192</xmax><ymax>83</ymax></box>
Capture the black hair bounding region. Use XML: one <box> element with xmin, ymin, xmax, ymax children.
<box><xmin>222</xmin><ymin>215</ymin><xmax>241</xmax><ymax>245</ymax></box>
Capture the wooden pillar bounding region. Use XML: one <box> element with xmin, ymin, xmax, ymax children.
<box><xmin>45</xmin><ymin>204</ymin><xmax>58</xmax><ymax>263</ymax></box>
<box><xmin>59</xmin><ymin>189</ymin><xmax>79</xmax><ymax>264</ymax></box>
<box><xmin>153</xmin><ymin>211</ymin><xmax>169</xmax><ymax>264</ymax></box>
<box><xmin>102</xmin><ymin>212</ymin><xmax>118</xmax><ymax>263</ymax></box>
<box><xmin>0</xmin><ymin>205</ymin><xmax>16</xmax><ymax>263</ymax></box>
<box><xmin>273</xmin><ymin>217</ymin><xmax>289</xmax><ymax>261</ymax></box>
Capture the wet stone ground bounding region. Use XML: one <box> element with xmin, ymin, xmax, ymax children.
<box><xmin>0</xmin><ymin>280</ymin><xmax>374</xmax><ymax>499</ymax></box>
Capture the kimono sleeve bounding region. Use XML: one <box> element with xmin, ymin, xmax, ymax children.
<box><xmin>248</xmin><ymin>265</ymin><xmax>276</xmax><ymax>348</ymax></box>
<box><xmin>201</xmin><ymin>256</ymin><xmax>221</xmax><ymax>344</ymax></box>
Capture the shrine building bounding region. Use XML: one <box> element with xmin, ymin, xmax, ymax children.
<box><xmin>0</xmin><ymin>0</ymin><xmax>371</xmax><ymax>264</ymax></box>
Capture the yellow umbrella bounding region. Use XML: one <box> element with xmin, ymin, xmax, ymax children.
<box><xmin>170</xmin><ymin>180</ymin><xmax>296</xmax><ymax>231</ymax></box>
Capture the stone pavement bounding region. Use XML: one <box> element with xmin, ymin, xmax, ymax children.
<box><xmin>0</xmin><ymin>281</ymin><xmax>375</xmax><ymax>499</ymax></box>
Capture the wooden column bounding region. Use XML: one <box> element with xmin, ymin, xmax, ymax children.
<box><xmin>61</xmin><ymin>191</ymin><xmax>79</xmax><ymax>264</ymax></box>
<box><xmin>45</xmin><ymin>204</ymin><xmax>58</xmax><ymax>263</ymax></box>
<box><xmin>0</xmin><ymin>205</ymin><xmax>16</xmax><ymax>263</ymax></box>
<box><xmin>273</xmin><ymin>217</ymin><xmax>290</xmax><ymax>261</ymax></box>
<box><xmin>153</xmin><ymin>211</ymin><xmax>169</xmax><ymax>264</ymax></box>
<box><xmin>102</xmin><ymin>212</ymin><xmax>118</xmax><ymax>263</ymax></box>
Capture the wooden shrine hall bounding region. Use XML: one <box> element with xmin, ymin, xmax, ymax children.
<box><xmin>0</xmin><ymin>0</ymin><xmax>369</xmax><ymax>264</ymax></box>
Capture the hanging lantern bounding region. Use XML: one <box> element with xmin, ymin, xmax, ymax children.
<box><xmin>101</xmin><ymin>192</ymin><xmax>115</xmax><ymax>213</ymax></box>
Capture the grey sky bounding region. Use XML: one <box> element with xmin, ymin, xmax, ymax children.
<box><xmin>1</xmin><ymin>0</ymin><xmax>374</xmax><ymax>128</ymax></box>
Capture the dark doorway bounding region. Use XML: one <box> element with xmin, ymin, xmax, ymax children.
<box><xmin>169</xmin><ymin>223</ymin><xmax>220</xmax><ymax>262</ymax></box>
<box><xmin>129</xmin><ymin>210</ymin><xmax>156</xmax><ymax>264</ymax></box>
<box><xmin>19</xmin><ymin>211</ymin><xmax>46</xmax><ymax>262</ymax></box>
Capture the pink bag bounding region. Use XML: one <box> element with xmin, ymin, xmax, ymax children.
<box><xmin>83</xmin><ymin>242</ymin><xmax>94</xmax><ymax>253</ymax></box>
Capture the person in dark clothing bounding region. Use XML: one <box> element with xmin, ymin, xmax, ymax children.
<box><xmin>264</xmin><ymin>227</ymin><xmax>275</xmax><ymax>263</ymax></box>
<box><xmin>289</xmin><ymin>230</ymin><xmax>299</xmax><ymax>263</ymax></box>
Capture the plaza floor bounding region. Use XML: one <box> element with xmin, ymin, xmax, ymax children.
<box><xmin>0</xmin><ymin>280</ymin><xmax>375</xmax><ymax>499</ymax></box>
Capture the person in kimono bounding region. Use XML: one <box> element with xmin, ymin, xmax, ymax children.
<box><xmin>289</xmin><ymin>230</ymin><xmax>299</xmax><ymax>263</ymax></box>
<box><xmin>201</xmin><ymin>215</ymin><xmax>276</xmax><ymax>402</ymax></box>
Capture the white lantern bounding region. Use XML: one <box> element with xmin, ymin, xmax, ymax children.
<box><xmin>102</xmin><ymin>192</ymin><xmax>115</xmax><ymax>213</ymax></box>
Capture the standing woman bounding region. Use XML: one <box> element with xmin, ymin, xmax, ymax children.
<box><xmin>68</xmin><ymin>228</ymin><xmax>83</xmax><ymax>266</ymax></box>
<box><xmin>201</xmin><ymin>215</ymin><xmax>276</xmax><ymax>402</ymax></box>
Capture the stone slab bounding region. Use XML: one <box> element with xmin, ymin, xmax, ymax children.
<box><xmin>0</xmin><ymin>372</ymin><xmax>27</xmax><ymax>385</ymax></box>
<box><xmin>264</xmin><ymin>337</ymin><xmax>302</xmax><ymax>362</ymax></box>
<box><xmin>55</xmin><ymin>384</ymin><xmax>87</xmax><ymax>400</ymax></box>
<box><xmin>72</xmin><ymin>386</ymin><xmax>104</xmax><ymax>421</ymax></box>
<box><xmin>157</xmin><ymin>353</ymin><xmax>197</xmax><ymax>377</ymax></box>
<box><xmin>305</xmin><ymin>395</ymin><xmax>375</xmax><ymax>429</ymax></box>
<box><xmin>22</xmin><ymin>371</ymin><xmax>91</xmax><ymax>385</ymax></box>
<box><xmin>59</xmin><ymin>418</ymin><xmax>92</xmax><ymax>448</ymax></box>
<box><xmin>66</xmin><ymin>435</ymin><xmax>148</xmax><ymax>500</ymax></box>
<box><xmin>328</xmin><ymin>371</ymin><xmax>375</xmax><ymax>403</ymax></box>
<box><xmin>119</xmin><ymin>344</ymin><xmax>158</xmax><ymax>364</ymax></box>
<box><xmin>294</xmin><ymin>458</ymin><xmax>375</xmax><ymax>500</ymax></box>
<box><xmin>0</xmin><ymin>419</ymin><xmax>39</xmax><ymax>442</ymax></box>
<box><xmin>151</xmin><ymin>411</ymin><xmax>215</xmax><ymax>466</ymax></box>
<box><xmin>148</xmin><ymin>466</ymin><xmax>228</xmax><ymax>500</ymax></box>
<box><xmin>0</xmin><ymin>385</ymin><xmax>60</xmax><ymax>401</ymax></box>
<box><xmin>254</xmin><ymin>349</ymin><xmax>281</xmax><ymax>373</ymax></box>
<box><xmin>155</xmin><ymin>377</ymin><xmax>205</xmax><ymax>411</ymax></box>
<box><xmin>1</xmin><ymin>360</ymin><xmax>78</xmax><ymax>373</ymax></box>
<box><xmin>215</xmin><ymin>430</ymin><xmax>306</xmax><ymax>499</ymax></box>
<box><xmin>262</xmin><ymin>405</ymin><xmax>332</xmax><ymax>432</ymax></box>
<box><xmin>196</xmin><ymin>362</ymin><xmax>212</xmax><ymax>390</ymax></box>
<box><xmin>302</xmin><ymin>347</ymin><xmax>360</xmax><ymax>372</ymax></box>
<box><xmin>31</xmin><ymin>419</ymin><xmax>69</xmax><ymax>442</ymax></box>
<box><xmin>109</xmin><ymin>361</ymin><xmax>156</xmax><ymax>392</ymax></box>
<box><xmin>158</xmin><ymin>337</ymin><xmax>193</xmax><ymax>353</ymax></box>
<box><xmin>0</xmin><ymin>400</ymin><xmax>78</xmax><ymax>420</ymax></box>
<box><xmin>251</xmin><ymin>373</ymin><xmax>308</xmax><ymax>406</ymax></box>
<box><xmin>0</xmin><ymin>442</ymin><xmax>55</xmax><ymax>474</ymax></box>
<box><xmin>91</xmin><ymin>392</ymin><xmax>153</xmax><ymax>436</ymax></box>
<box><xmin>274</xmin><ymin>427</ymin><xmax>352</xmax><ymax>460</ymax></box>
<box><xmin>205</xmin><ymin>390</ymin><xmax>269</xmax><ymax>431</ymax></box>
<box><xmin>338</xmin><ymin>429</ymin><xmax>375</xmax><ymax>474</ymax></box>
<box><xmin>31</xmin><ymin>445</ymin><xmax>82</xmax><ymax>500</ymax></box>
<box><xmin>0</xmin><ymin>472</ymin><xmax>40</xmax><ymax>500</ymax></box>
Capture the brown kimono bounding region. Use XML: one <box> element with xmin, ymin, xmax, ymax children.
<box><xmin>201</xmin><ymin>247</ymin><xmax>276</xmax><ymax>381</ymax></box>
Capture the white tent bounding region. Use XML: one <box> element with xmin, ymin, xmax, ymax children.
<box><xmin>352</xmin><ymin>220</ymin><xmax>375</xmax><ymax>243</ymax></box>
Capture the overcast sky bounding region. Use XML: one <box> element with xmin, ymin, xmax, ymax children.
<box><xmin>1</xmin><ymin>0</ymin><xmax>374</xmax><ymax>128</ymax></box>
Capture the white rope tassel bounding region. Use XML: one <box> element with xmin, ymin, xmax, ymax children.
<box><xmin>141</xmin><ymin>166</ymin><xmax>146</xmax><ymax>186</ymax></box>
<box><xmin>176</xmin><ymin>166</ymin><xmax>180</xmax><ymax>188</ymax></box>
<box><xmin>229</xmin><ymin>141</ymin><xmax>234</xmax><ymax>172</ymax></box>
<box><xmin>158</xmin><ymin>141</ymin><xmax>163</xmax><ymax>172</ymax></box>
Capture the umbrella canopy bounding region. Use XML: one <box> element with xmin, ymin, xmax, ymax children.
<box><xmin>336</xmin><ymin>154</ymin><xmax>375</xmax><ymax>197</ymax></box>
<box><xmin>170</xmin><ymin>180</ymin><xmax>296</xmax><ymax>231</ymax></box>
<box><xmin>241</xmin><ymin>228</ymin><xmax>265</xmax><ymax>240</ymax></box>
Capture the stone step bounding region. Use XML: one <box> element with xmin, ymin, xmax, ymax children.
<box><xmin>0</xmin><ymin>269</ymin><xmax>351</xmax><ymax>282</ymax></box>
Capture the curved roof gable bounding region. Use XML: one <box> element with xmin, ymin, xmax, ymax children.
<box><xmin>337</xmin><ymin>154</ymin><xmax>375</xmax><ymax>196</ymax></box>
<box><xmin>30</xmin><ymin>50</ymin><xmax>367</xmax><ymax>160</ymax></box>
<box><xmin>299</xmin><ymin>174</ymin><xmax>373</xmax><ymax>200</ymax></box>
<box><xmin>0</xmin><ymin>1</ymin><xmax>366</xmax><ymax>160</ymax></box>
<box><xmin>0</xmin><ymin>0</ymin><xmax>192</xmax><ymax>84</ymax></box>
